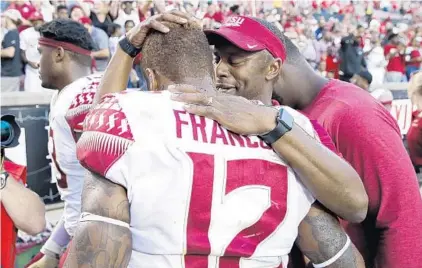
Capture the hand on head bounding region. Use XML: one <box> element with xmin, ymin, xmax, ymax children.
<box><xmin>126</xmin><ymin>11</ymin><xmax>201</xmax><ymax>48</ymax></box>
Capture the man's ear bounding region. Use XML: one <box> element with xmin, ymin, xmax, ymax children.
<box><xmin>266</xmin><ymin>58</ymin><xmax>282</xmax><ymax>81</ymax></box>
<box><xmin>54</xmin><ymin>47</ymin><xmax>66</xmax><ymax>63</ymax></box>
<box><xmin>145</xmin><ymin>68</ymin><xmax>159</xmax><ymax>91</ymax></box>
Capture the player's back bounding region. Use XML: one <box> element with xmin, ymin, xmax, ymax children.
<box><xmin>78</xmin><ymin>90</ymin><xmax>315</xmax><ymax>268</ymax></box>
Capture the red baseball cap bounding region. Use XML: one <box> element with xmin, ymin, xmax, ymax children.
<box><xmin>28</xmin><ymin>11</ymin><xmax>43</xmax><ymax>21</ymax></box>
<box><xmin>205</xmin><ymin>16</ymin><xmax>286</xmax><ymax>62</ymax></box>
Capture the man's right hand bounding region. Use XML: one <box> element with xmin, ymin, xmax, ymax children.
<box><xmin>26</xmin><ymin>254</ymin><xmax>59</xmax><ymax>268</ymax></box>
<box><xmin>126</xmin><ymin>10</ymin><xmax>200</xmax><ymax>48</ymax></box>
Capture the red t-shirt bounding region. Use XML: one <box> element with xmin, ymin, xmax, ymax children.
<box><xmin>325</xmin><ymin>55</ymin><xmax>339</xmax><ymax>78</ymax></box>
<box><xmin>204</xmin><ymin>11</ymin><xmax>224</xmax><ymax>23</ymax></box>
<box><xmin>407</xmin><ymin>111</ymin><xmax>422</xmax><ymax>166</ymax></box>
<box><xmin>7</xmin><ymin>3</ymin><xmax>36</xmax><ymax>20</ymax></box>
<box><xmin>384</xmin><ymin>44</ymin><xmax>406</xmax><ymax>73</ymax></box>
<box><xmin>302</xmin><ymin>79</ymin><xmax>422</xmax><ymax>268</ymax></box>
<box><xmin>1</xmin><ymin>161</ymin><xmax>27</xmax><ymax>268</ymax></box>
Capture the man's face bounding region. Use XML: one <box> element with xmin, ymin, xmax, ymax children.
<box><xmin>214</xmin><ymin>43</ymin><xmax>273</xmax><ymax>102</ymax></box>
<box><xmin>356</xmin><ymin>27</ymin><xmax>365</xmax><ymax>37</ymax></box>
<box><xmin>38</xmin><ymin>45</ymin><xmax>60</xmax><ymax>89</ymax></box>
<box><xmin>122</xmin><ymin>2</ymin><xmax>133</xmax><ymax>14</ymax></box>
<box><xmin>71</xmin><ymin>7</ymin><xmax>84</xmax><ymax>22</ymax></box>
<box><xmin>57</xmin><ymin>8</ymin><xmax>69</xmax><ymax>20</ymax></box>
<box><xmin>125</xmin><ymin>21</ymin><xmax>135</xmax><ymax>33</ymax></box>
<box><xmin>350</xmin><ymin>74</ymin><xmax>368</xmax><ymax>90</ymax></box>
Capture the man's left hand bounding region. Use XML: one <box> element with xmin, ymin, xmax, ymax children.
<box><xmin>169</xmin><ymin>84</ymin><xmax>278</xmax><ymax>136</ymax></box>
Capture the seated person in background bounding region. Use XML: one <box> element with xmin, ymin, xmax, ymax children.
<box><xmin>407</xmin><ymin>71</ymin><xmax>422</xmax><ymax>186</ymax></box>
<box><xmin>64</xmin><ymin>17</ymin><xmax>365</xmax><ymax>268</ymax></box>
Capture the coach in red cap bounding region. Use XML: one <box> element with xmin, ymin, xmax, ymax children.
<box><xmin>172</xmin><ymin>15</ymin><xmax>422</xmax><ymax>268</ymax></box>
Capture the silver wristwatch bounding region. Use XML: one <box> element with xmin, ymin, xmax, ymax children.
<box><xmin>0</xmin><ymin>171</ymin><xmax>9</xmax><ymax>190</ymax></box>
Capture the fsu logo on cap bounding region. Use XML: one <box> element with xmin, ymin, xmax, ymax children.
<box><xmin>223</xmin><ymin>16</ymin><xmax>245</xmax><ymax>27</ymax></box>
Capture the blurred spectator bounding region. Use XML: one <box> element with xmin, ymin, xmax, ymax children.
<box><xmin>351</xmin><ymin>70</ymin><xmax>373</xmax><ymax>91</ymax></box>
<box><xmin>108</xmin><ymin>23</ymin><xmax>122</xmax><ymax>55</ymax></box>
<box><xmin>70</xmin><ymin>5</ymin><xmax>85</xmax><ymax>22</ymax></box>
<box><xmin>6</xmin><ymin>0</ymin><xmax>36</xmax><ymax>28</ymax></box>
<box><xmin>124</xmin><ymin>19</ymin><xmax>135</xmax><ymax>33</ymax></box>
<box><xmin>56</xmin><ymin>4</ymin><xmax>69</xmax><ymax>20</ymax></box>
<box><xmin>113</xmin><ymin>0</ymin><xmax>150</xmax><ymax>29</ymax></box>
<box><xmin>89</xmin><ymin>0</ymin><xmax>116</xmax><ymax>36</ymax></box>
<box><xmin>339</xmin><ymin>25</ymin><xmax>367</xmax><ymax>82</ymax></box>
<box><xmin>20</xmin><ymin>11</ymin><xmax>44</xmax><ymax>92</ymax></box>
<box><xmin>229</xmin><ymin>4</ymin><xmax>240</xmax><ymax>16</ymax></box>
<box><xmin>1</xmin><ymin>9</ymin><xmax>23</xmax><ymax>92</ymax></box>
<box><xmin>405</xmin><ymin>37</ymin><xmax>422</xmax><ymax>80</ymax></box>
<box><xmin>364</xmin><ymin>31</ymin><xmax>387</xmax><ymax>86</ymax></box>
<box><xmin>384</xmin><ymin>33</ymin><xmax>407</xmax><ymax>82</ymax></box>
<box><xmin>370</xmin><ymin>88</ymin><xmax>394</xmax><ymax>112</ymax></box>
<box><xmin>300</xmin><ymin>29</ymin><xmax>320</xmax><ymax>69</ymax></box>
<box><xmin>30</xmin><ymin>0</ymin><xmax>54</xmax><ymax>22</ymax></box>
<box><xmin>203</xmin><ymin>3</ymin><xmax>224</xmax><ymax>29</ymax></box>
<box><xmin>79</xmin><ymin>16</ymin><xmax>110</xmax><ymax>73</ymax></box>
<box><xmin>407</xmin><ymin>72</ymin><xmax>422</xmax><ymax>172</ymax></box>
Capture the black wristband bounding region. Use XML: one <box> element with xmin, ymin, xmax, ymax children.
<box><xmin>119</xmin><ymin>36</ymin><xmax>142</xmax><ymax>58</ymax></box>
<box><xmin>259</xmin><ymin>108</ymin><xmax>294</xmax><ymax>145</ymax></box>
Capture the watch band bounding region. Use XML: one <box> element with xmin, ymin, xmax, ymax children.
<box><xmin>119</xmin><ymin>36</ymin><xmax>142</xmax><ymax>58</ymax></box>
<box><xmin>259</xmin><ymin>108</ymin><xmax>294</xmax><ymax>145</ymax></box>
<box><xmin>0</xmin><ymin>171</ymin><xmax>9</xmax><ymax>190</ymax></box>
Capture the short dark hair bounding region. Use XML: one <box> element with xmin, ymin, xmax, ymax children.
<box><xmin>251</xmin><ymin>18</ymin><xmax>304</xmax><ymax>64</ymax></box>
<box><xmin>39</xmin><ymin>19</ymin><xmax>95</xmax><ymax>51</ymax></box>
<box><xmin>108</xmin><ymin>23</ymin><xmax>121</xmax><ymax>36</ymax></box>
<box><xmin>141</xmin><ymin>21</ymin><xmax>214</xmax><ymax>84</ymax></box>
<box><xmin>124</xmin><ymin>20</ymin><xmax>135</xmax><ymax>27</ymax></box>
<box><xmin>56</xmin><ymin>5</ymin><xmax>68</xmax><ymax>12</ymax></box>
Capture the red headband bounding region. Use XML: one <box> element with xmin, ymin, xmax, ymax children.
<box><xmin>38</xmin><ymin>37</ymin><xmax>91</xmax><ymax>56</ymax></box>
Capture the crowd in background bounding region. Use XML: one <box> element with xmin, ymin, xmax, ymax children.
<box><xmin>1</xmin><ymin>0</ymin><xmax>422</xmax><ymax>94</ymax></box>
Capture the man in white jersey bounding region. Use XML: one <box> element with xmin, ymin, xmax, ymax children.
<box><xmin>65</xmin><ymin>17</ymin><xmax>365</xmax><ymax>268</ymax></box>
<box><xmin>26</xmin><ymin>19</ymin><xmax>99</xmax><ymax>268</ymax></box>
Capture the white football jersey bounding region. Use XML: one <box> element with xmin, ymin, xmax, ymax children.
<box><xmin>48</xmin><ymin>74</ymin><xmax>102</xmax><ymax>236</ymax></box>
<box><xmin>77</xmin><ymin>91</ymin><xmax>316</xmax><ymax>268</ymax></box>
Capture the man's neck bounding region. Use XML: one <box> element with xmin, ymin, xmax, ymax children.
<box><xmin>297</xmin><ymin>71</ymin><xmax>329</xmax><ymax>110</ymax></box>
<box><xmin>58</xmin><ymin>67</ymin><xmax>91</xmax><ymax>91</ymax></box>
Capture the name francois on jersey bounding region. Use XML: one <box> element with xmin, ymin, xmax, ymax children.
<box><xmin>174</xmin><ymin>110</ymin><xmax>271</xmax><ymax>150</ymax></box>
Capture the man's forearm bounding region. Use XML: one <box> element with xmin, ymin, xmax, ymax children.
<box><xmin>1</xmin><ymin>177</ymin><xmax>46</xmax><ymax>235</ymax></box>
<box><xmin>94</xmin><ymin>45</ymin><xmax>133</xmax><ymax>104</ymax></box>
<box><xmin>297</xmin><ymin>203</ymin><xmax>365</xmax><ymax>268</ymax></box>
<box><xmin>271</xmin><ymin>123</ymin><xmax>368</xmax><ymax>223</ymax></box>
<box><xmin>64</xmin><ymin>221</ymin><xmax>132</xmax><ymax>268</ymax></box>
<box><xmin>1</xmin><ymin>46</ymin><xmax>15</xmax><ymax>58</ymax></box>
